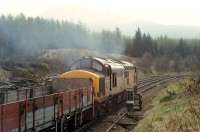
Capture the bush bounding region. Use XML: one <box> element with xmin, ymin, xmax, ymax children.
<box><xmin>159</xmin><ymin>89</ymin><xmax>176</xmax><ymax>103</ymax></box>
<box><xmin>185</xmin><ymin>77</ymin><xmax>200</xmax><ymax>96</ymax></box>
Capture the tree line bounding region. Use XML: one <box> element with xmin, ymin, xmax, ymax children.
<box><xmin>125</xmin><ymin>28</ymin><xmax>199</xmax><ymax>58</ymax></box>
<box><xmin>125</xmin><ymin>28</ymin><xmax>200</xmax><ymax>72</ymax></box>
<box><xmin>0</xmin><ymin>14</ymin><xmax>200</xmax><ymax>72</ymax></box>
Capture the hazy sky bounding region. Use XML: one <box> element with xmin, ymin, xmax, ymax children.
<box><xmin>0</xmin><ymin>0</ymin><xmax>200</xmax><ymax>28</ymax></box>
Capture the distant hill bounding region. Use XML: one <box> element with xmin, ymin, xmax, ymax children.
<box><xmin>42</xmin><ymin>7</ymin><xmax>200</xmax><ymax>39</ymax></box>
<box><xmin>124</xmin><ymin>22</ymin><xmax>200</xmax><ymax>38</ymax></box>
<box><xmin>90</xmin><ymin>20</ymin><xmax>200</xmax><ymax>39</ymax></box>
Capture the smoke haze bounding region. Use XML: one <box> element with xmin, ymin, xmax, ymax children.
<box><xmin>0</xmin><ymin>14</ymin><xmax>125</xmax><ymax>59</ymax></box>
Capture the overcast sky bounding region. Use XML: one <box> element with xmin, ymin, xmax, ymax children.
<box><xmin>0</xmin><ymin>0</ymin><xmax>200</xmax><ymax>29</ymax></box>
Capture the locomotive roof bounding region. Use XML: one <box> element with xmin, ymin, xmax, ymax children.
<box><xmin>89</xmin><ymin>57</ymin><xmax>135</xmax><ymax>70</ymax></box>
<box><xmin>94</xmin><ymin>57</ymin><xmax>123</xmax><ymax>68</ymax></box>
<box><xmin>70</xmin><ymin>56</ymin><xmax>136</xmax><ymax>71</ymax></box>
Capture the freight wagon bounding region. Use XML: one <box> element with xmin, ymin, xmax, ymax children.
<box><xmin>0</xmin><ymin>78</ymin><xmax>93</xmax><ymax>132</ymax></box>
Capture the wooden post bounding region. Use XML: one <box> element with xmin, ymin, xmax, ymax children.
<box><xmin>60</xmin><ymin>93</ymin><xmax>64</xmax><ymax>132</ymax></box>
<box><xmin>74</xmin><ymin>112</ymin><xmax>77</xmax><ymax>128</ymax></box>
<box><xmin>33</xmin><ymin>99</ymin><xmax>36</xmax><ymax>131</ymax></box>
<box><xmin>1</xmin><ymin>105</ymin><xmax>3</xmax><ymax>132</ymax></box>
<box><xmin>61</xmin><ymin>116</ymin><xmax>64</xmax><ymax>132</ymax></box>
<box><xmin>55</xmin><ymin>119</ymin><xmax>58</xmax><ymax>132</ymax></box>
<box><xmin>25</xmin><ymin>89</ymin><xmax>28</xmax><ymax>131</ymax></box>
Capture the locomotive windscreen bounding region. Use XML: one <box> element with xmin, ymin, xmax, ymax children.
<box><xmin>53</xmin><ymin>78</ymin><xmax>91</xmax><ymax>92</ymax></box>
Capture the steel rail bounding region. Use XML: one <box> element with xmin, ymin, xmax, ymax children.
<box><xmin>105</xmin><ymin>112</ymin><xmax>127</xmax><ymax>132</ymax></box>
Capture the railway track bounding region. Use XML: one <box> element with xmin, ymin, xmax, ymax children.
<box><xmin>137</xmin><ymin>75</ymin><xmax>163</xmax><ymax>85</ymax></box>
<box><xmin>138</xmin><ymin>75</ymin><xmax>182</xmax><ymax>93</ymax></box>
<box><xmin>105</xmin><ymin>112</ymin><xmax>127</xmax><ymax>132</ymax></box>
<box><xmin>82</xmin><ymin>74</ymin><xmax>187</xmax><ymax>132</ymax></box>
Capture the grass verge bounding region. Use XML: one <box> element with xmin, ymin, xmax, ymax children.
<box><xmin>134</xmin><ymin>78</ymin><xmax>200</xmax><ymax>132</ymax></box>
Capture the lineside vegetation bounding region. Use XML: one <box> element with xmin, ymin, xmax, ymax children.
<box><xmin>134</xmin><ymin>77</ymin><xmax>200</xmax><ymax>132</ymax></box>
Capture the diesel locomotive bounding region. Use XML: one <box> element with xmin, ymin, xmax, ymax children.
<box><xmin>61</xmin><ymin>57</ymin><xmax>139</xmax><ymax>106</ymax></box>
